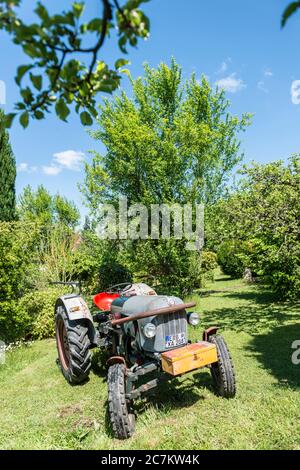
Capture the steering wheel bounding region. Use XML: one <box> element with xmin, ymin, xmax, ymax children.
<box><xmin>107</xmin><ymin>282</ymin><xmax>133</xmax><ymax>294</ymax></box>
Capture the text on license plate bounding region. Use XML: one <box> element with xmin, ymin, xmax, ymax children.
<box><xmin>165</xmin><ymin>333</ymin><xmax>186</xmax><ymax>348</ymax></box>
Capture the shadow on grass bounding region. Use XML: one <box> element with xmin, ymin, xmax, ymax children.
<box><xmin>136</xmin><ymin>372</ymin><xmax>209</xmax><ymax>411</ymax></box>
<box><xmin>248</xmin><ymin>323</ymin><xmax>300</xmax><ymax>389</ymax></box>
<box><xmin>204</xmin><ymin>295</ymin><xmax>300</xmax><ymax>335</ymax></box>
<box><xmin>104</xmin><ymin>371</ymin><xmax>213</xmax><ymax>438</ymax></box>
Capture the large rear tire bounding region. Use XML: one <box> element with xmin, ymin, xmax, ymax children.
<box><xmin>209</xmin><ymin>335</ymin><xmax>236</xmax><ymax>398</ymax></box>
<box><xmin>107</xmin><ymin>363</ymin><xmax>135</xmax><ymax>439</ymax></box>
<box><xmin>55</xmin><ymin>306</ymin><xmax>92</xmax><ymax>384</ymax></box>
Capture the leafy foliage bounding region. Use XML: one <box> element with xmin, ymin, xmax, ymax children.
<box><xmin>18</xmin><ymin>185</ymin><xmax>80</xmax><ymax>228</ymax></box>
<box><xmin>0</xmin><ymin>110</ymin><xmax>16</xmax><ymax>221</ymax></box>
<box><xmin>81</xmin><ymin>59</ymin><xmax>250</xmax><ymax>295</ymax></box>
<box><xmin>207</xmin><ymin>156</ymin><xmax>300</xmax><ymax>299</ymax></box>
<box><xmin>19</xmin><ymin>287</ymin><xmax>68</xmax><ymax>340</ymax></box>
<box><xmin>0</xmin><ymin>222</ymin><xmax>40</xmax><ymax>341</ymax></box>
<box><xmin>0</xmin><ymin>0</ymin><xmax>151</xmax><ymax>128</ymax></box>
<box><xmin>282</xmin><ymin>1</ymin><xmax>300</xmax><ymax>27</ymax></box>
<box><xmin>83</xmin><ymin>59</ymin><xmax>250</xmax><ymax>208</ymax></box>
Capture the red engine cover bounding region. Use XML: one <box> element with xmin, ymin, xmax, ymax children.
<box><xmin>93</xmin><ymin>292</ymin><xmax>120</xmax><ymax>311</ymax></box>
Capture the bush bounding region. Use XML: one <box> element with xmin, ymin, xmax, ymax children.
<box><xmin>0</xmin><ymin>300</ymin><xmax>30</xmax><ymax>343</ymax></box>
<box><xmin>0</xmin><ymin>222</ymin><xmax>39</xmax><ymax>342</ymax></box>
<box><xmin>19</xmin><ymin>287</ymin><xmax>68</xmax><ymax>340</ymax></box>
<box><xmin>200</xmin><ymin>251</ymin><xmax>218</xmax><ymax>283</ymax></box>
<box><xmin>217</xmin><ymin>241</ymin><xmax>246</xmax><ymax>278</ymax></box>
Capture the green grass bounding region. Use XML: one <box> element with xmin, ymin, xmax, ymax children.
<box><xmin>1</xmin><ymin>274</ymin><xmax>300</xmax><ymax>450</ymax></box>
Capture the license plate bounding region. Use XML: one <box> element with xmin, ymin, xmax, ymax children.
<box><xmin>165</xmin><ymin>333</ymin><xmax>186</xmax><ymax>348</ymax></box>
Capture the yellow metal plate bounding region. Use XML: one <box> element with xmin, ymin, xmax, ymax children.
<box><xmin>161</xmin><ymin>341</ymin><xmax>218</xmax><ymax>376</ymax></box>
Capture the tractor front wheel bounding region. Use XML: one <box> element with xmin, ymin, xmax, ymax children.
<box><xmin>107</xmin><ymin>363</ymin><xmax>135</xmax><ymax>439</ymax></box>
<box><xmin>209</xmin><ymin>335</ymin><xmax>236</xmax><ymax>398</ymax></box>
<box><xmin>55</xmin><ymin>306</ymin><xmax>92</xmax><ymax>384</ymax></box>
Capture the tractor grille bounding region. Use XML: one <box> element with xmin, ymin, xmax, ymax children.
<box><xmin>162</xmin><ymin>311</ymin><xmax>187</xmax><ymax>337</ymax></box>
<box><xmin>154</xmin><ymin>310</ymin><xmax>188</xmax><ymax>352</ymax></box>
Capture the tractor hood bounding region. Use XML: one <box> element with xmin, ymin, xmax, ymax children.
<box><xmin>115</xmin><ymin>295</ymin><xmax>188</xmax><ymax>354</ymax></box>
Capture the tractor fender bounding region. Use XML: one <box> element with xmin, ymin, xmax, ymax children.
<box><xmin>203</xmin><ymin>326</ymin><xmax>219</xmax><ymax>342</ymax></box>
<box><xmin>55</xmin><ymin>295</ymin><xmax>98</xmax><ymax>346</ymax></box>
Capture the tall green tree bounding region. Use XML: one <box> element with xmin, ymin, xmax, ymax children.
<box><xmin>18</xmin><ymin>184</ymin><xmax>80</xmax><ymax>229</ymax></box>
<box><xmin>81</xmin><ymin>60</ymin><xmax>251</xmax><ymax>294</ymax></box>
<box><xmin>0</xmin><ymin>109</ymin><xmax>16</xmax><ymax>221</ymax></box>
<box><xmin>83</xmin><ymin>59</ymin><xmax>251</xmax><ymax>208</ymax></box>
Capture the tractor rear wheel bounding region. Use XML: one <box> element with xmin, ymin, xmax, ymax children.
<box><xmin>209</xmin><ymin>335</ymin><xmax>236</xmax><ymax>398</ymax></box>
<box><xmin>107</xmin><ymin>363</ymin><xmax>135</xmax><ymax>439</ymax></box>
<box><xmin>55</xmin><ymin>306</ymin><xmax>92</xmax><ymax>384</ymax></box>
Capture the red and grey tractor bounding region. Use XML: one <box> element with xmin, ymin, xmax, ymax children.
<box><xmin>54</xmin><ymin>281</ymin><xmax>236</xmax><ymax>439</ymax></box>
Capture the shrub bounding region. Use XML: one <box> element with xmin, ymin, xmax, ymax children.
<box><xmin>200</xmin><ymin>251</ymin><xmax>218</xmax><ymax>283</ymax></box>
<box><xmin>19</xmin><ymin>287</ymin><xmax>68</xmax><ymax>340</ymax></box>
<box><xmin>0</xmin><ymin>300</ymin><xmax>30</xmax><ymax>343</ymax></box>
<box><xmin>217</xmin><ymin>241</ymin><xmax>246</xmax><ymax>278</ymax></box>
<box><xmin>0</xmin><ymin>222</ymin><xmax>39</xmax><ymax>342</ymax></box>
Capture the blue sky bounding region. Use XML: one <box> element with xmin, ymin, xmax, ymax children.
<box><xmin>1</xmin><ymin>0</ymin><xmax>300</xmax><ymax>220</ymax></box>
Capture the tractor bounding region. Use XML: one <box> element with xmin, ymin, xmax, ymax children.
<box><xmin>54</xmin><ymin>281</ymin><xmax>236</xmax><ymax>439</ymax></box>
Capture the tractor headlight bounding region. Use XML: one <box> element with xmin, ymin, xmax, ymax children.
<box><xmin>188</xmin><ymin>312</ymin><xmax>200</xmax><ymax>326</ymax></box>
<box><xmin>143</xmin><ymin>323</ymin><xmax>157</xmax><ymax>338</ymax></box>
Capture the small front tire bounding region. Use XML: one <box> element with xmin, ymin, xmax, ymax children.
<box><xmin>209</xmin><ymin>335</ymin><xmax>236</xmax><ymax>398</ymax></box>
<box><xmin>107</xmin><ymin>363</ymin><xmax>135</xmax><ymax>439</ymax></box>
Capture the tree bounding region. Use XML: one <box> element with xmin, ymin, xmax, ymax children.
<box><xmin>0</xmin><ymin>109</ymin><xmax>16</xmax><ymax>221</ymax></box>
<box><xmin>18</xmin><ymin>184</ymin><xmax>80</xmax><ymax>229</ymax></box>
<box><xmin>206</xmin><ymin>156</ymin><xmax>300</xmax><ymax>299</ymax></box>
<box><xmin>81</xmin><ymin>59</ymin><xmax>251</xmax><ymax>293</ymax></box>
<box><xmin>82</xmin><ymin>59</ymin><xmax>251</xmax><ymax>209</ymax></box>
<box><xmin>0</xmin><ymin>0</ymin><xmax>151</xmax><ymax>128</ymax></box>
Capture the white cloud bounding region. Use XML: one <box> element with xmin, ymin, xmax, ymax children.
<box><xmin>264</xmin><ymin>69</ymin><xmax>273</xmax><ymax>77</ymax></box>
<box><xmin>215</xmin><ymin>74</ymin><xmax>246</xmax><ymax>93</ymax></box>
<box><xmin>291</xmin><ymin>80</ymin><xmax>300</xmax><ymax>105</ymax></box>
<box><xmin>53</xmin><ymin>150</ymin><xmax>85</xmax><ymax>171</ymax></box>
<box><xmin>219</xmin><ymin>61</ymin><xmax>228</xmax><ymax>74</ymax></box>
<box><xmin>42</xmin><ymin>165</ymin><xmax>62</xmax><ymax>176</ymax></box>
<box><xmin>217</xmin><ymin>58</ymin><xmax>232</xmax><ymax>75</ymax></box>
<box><xmin>18</xmin><ymin>162</ymin><xmax>38</xmax><ymax>173</ymax></box>
<box><xmin>257</xmin><ymin>80</ymin><xmax>269</xmax><ymax>93</ymax></box>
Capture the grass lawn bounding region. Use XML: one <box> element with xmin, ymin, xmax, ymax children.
<box><xmin>1</xmin><ymin>274</ymin><xmax>300</xmax><ymax>450</ymax></box>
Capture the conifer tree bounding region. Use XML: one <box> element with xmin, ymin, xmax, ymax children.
<box><xmin>0</xmin><ymin>110</ymin><xmax>16</xmax><ymax>221</ymax></box>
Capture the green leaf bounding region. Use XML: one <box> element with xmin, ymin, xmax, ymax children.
<box><xmin>55</xmin><ymin>98</ymin><xmax>70</xmax><ymax>121</ymax></box>
<box><xmin>30</xmin><ymin>73</ymin><xmax>43</xmax><ymax>91</ymax></box>
<box><xmin>120</xmin><ymin>68</ymin><xmax>132</xmax><ymax>79</ymax></box>
<box><xmin>115</xmin><ymin>58</ymin><xmax>130</xmax><ymax>70</ymax></box>
<box><xmin>118</xmin><ymin>36</ymin><xmax>128</xmax><ymax>54</ymax></box>
<box><xmin>3</xmin><ymin>113</ymin><xmax>16</xmax><ymax>129</ymax></box>
<box><xmin>80</xmin><ymin>111</ymin><xmax>93</xmax><ymax>126</ymax></box>
<box><xmin>73</xmin><ymin>2</ymin><xmax>85</xmax><ymax>19</ymax></box>
<box><xmin>34</xmin><ymin>110</ymin><xmax>44</xmax><ymax>120</ymax></box>
<box><xmin>281</xmin><ymin>1</ymin><xmax>300</xmax><ymax>27</ymax></box>
<box><xmin>23</xmin><ymin>43</ymin><xmax>39</xmax><ymax>59</ymax></box>
<box><xmin>86</xmin><ymin>18</ymin><xmax>102</xmax><ymax>32</ymax></box>
<box><xmin>35</xmin><ymin>3</ymin><xmax>50</xmax><ymax>22</ymax></box>
<box><xmin>20</xmin><ymin>112</ymin><xmax>29</xmax><ymax>129</ymax></box>
<box><xmin>16</xmin><ymin>65</ymin><xmax>34</xmax><ymax>86</ymax></box>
